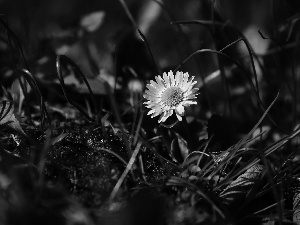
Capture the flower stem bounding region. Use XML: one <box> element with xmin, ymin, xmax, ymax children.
<box><xmin>181</xmin><ymin>116</ymin><xmax>195</xmax><ymax>151</ymax></box>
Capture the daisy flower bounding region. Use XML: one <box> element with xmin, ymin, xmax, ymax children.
<box><xmin>143</xmin><ymin>71</ymin><xmax>199</xmax><ymax>123</ymax></box>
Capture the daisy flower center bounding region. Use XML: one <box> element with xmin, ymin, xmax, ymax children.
<box><xmin>161</xmin><ymin>87</ymin><xmax>184</xmax><ymax>107</ymax></box>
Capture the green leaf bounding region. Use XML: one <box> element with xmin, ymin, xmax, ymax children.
<box><xmin>171</xmin><ymin>132</ymin><xmax>189</xmax><ymax>163</ymax></box>
<box><xmin>219</xmin><ymin>163</ymin><xmax>264</xmax><ymax>204</ymax></box>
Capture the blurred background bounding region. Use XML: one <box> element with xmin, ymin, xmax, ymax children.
<box><xmin>1</xmin><ymin>0</ymin><xmax>300</xmax><ymax>131</ymax></box>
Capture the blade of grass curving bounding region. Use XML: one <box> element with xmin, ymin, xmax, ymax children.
<box><xmin>104</xmin><ymin>81</ymin><xmax>132</xmax><ymax>157</ymax></box>
<box><xmin>212</xmin><ymin>93</ymin><xmax>279</xmax><ymax>188</ymax></box>
<box><xmin>84</xmin><ymin>98</ymin><xmax>92</xmax><ymax>118</ymax></box>
<box><xmin>172</xmin><ymin>20</ymin><xmax>260</xmax><ymax>98</ymax></box>
<box><xmin>137</xmin><ymin>30</ymin><xmax>160</xmax><ymax>75</ymax></box>
<box><xmin>138</xmin><ymin>154</ymin><xmax>149</xmax><ymax>184</ymax></box>
<box><xmin>196</xmin><ymin>134</ymin><xmax>213</xmax><ymax>168</ymax></box>
<box><xmin>256</xmin><ymin>41</ymin><xmax>299</xmax><ymax>57</ymax></box>
<box><xmin>130</xmin><ymin>96</ymin><xmax>139</xmax><ymax>146</ymax></box>
<box><xmin>174</xmin><ymin>46</ymin><xmax>287</xmax><ymax>134</ymax></box>
<box><xmin>210</xmin><ymin>18</ymin><xmax>232</xmax><ymax>116</ymax></box>
<box><xmin>216</xmin><ymin>128</ymin><xmax>300</xmax><ymax>192</ymax></box>
<box><xmin>240</xmin><ymin>202</ymin><xmax>285</xmax><ymax>222</ymax></box>
<box><xmin>109</xmin><ymin>141</ymin><xmax>142</xmax><ymax>203</ymax></box>
<box><xmin>95</xmin><ymin>147</ymin><xmax>128</xmax><ymax>166</ymax></box>
<box><xmin>38</xmin><ymin>129</ymin><xmax>52</xmax><ymax>185</ymax></box>
<box><xmin>0</xmin><ymin>15</ymin><xmax>31</xmax><ymax>119</ymax></box>
<box><xmin>285</xmin><ymin>14</ymin><xmax>300</xmax><ymax>42</ymax></box>
<box><xmin>167</xmin><ymin>176</ymin><xmax>225</xmax><ymax>218</ymax></box>
<box><xmin>160</xmin><ymin>120</ymin><xmax>179</xmax><ymax>129</ymax></box>
<box><xmin>219</xmin><ymin>164</ymin><xmax>264</xmax><ymax>206</ymax></box>
<box><xmin>0</xmin><ymin>101</ymin><xmax>12</xmax><ymax>122</ymax></box>
<box><xmin>171</xmin><ymin>19</ymin><xmax>231</xmax><ymax>116</ymax></box>
<box><xmin>263</xmin><ymin>128</ymin><xmax>300</xmax><ymax>157</ymax></box>
<box><xmin>190</xmin><ymin>23</ymin><xmax>284</xmax><ymax>132</ymax></box>
<box><xmin>200</xmin><ymin>11</ymin><xmax>233</xmax><ymax>116</ymax></box>
<box><xmin>256</xmin><ymin>182</ymin><xmax>276</xmax><ymax>198</ymax></box>
<box><xmin>20</xmin><ymin>69</ymin><xmax>52</xmax><ymax>130</ymax></box>
<box><xmin>56</xmin><ymin>55</ymin><xmax>95</xmax><ymax>122</ymax></box>
<box><xmin>121</xmin><ymin>98</ymin><xmax>144</xmax><ymax>117</ymax></box>
<box><xmin>174</xmin><ymin>48</ymin><xmax>262</xmax><ymax>109</ymax></box>
<box><xmin>119</xmin><ymin>0</ymin><xmax>160</xmax><ymax>75</ymax></box>
<box><xmin>142</xmin><ymin>137</ymin><xmax>180</xmax><ymax>168</ymax></box>
<box><xmin>253</xmin><ymin>202</ymin><xmax>281</xmax><ymax>216</ymax></box>
<box><xmin>256</xmin><ymin>44</ymin><xmax>295</xmax><ymax>102</ymax></box>
<box><xmin>219</xmin><ymin>38</ymin><xmax>244</xmax><ymax>52</ymax></box>
<box><xmin>0</xmin><ymin>15</ymin><xmax>30</xmax><ymax>70</ymax></box>
<box><xmin>259</xmin><ymin>154</ymin><xmax>284</xmax><ymax>225</ymax></box>
<box><xmin>113</xmin><ymin>45</ymin><xmax>118</xmax><ymax>93</ymax></box>
<box><xmin>237</xmin><ymin>162</ymin><xmax>284</xmax><ymax>224</ymax></box>
<box><xmin>132</xmin><ymin>97</ymin><xmax>146</xmax><ymax>180</ymax></box>
<box><xmin>219</xmin><ymin>37</ymin><xmax>275</xmax><ymax>121</ymax></box>
<box><xmin>133</xmin><ymin>108</ymin><xmax>144</xmax><ymax>146</ymax></box>
<box><xmin>57</xmin><ymin>55</ymin><xmax>98</xmax><ymax>115</ymax></box>
<box><xmin>172</xmin><ymin>20</ymin><xmax>225</xmax><ymax>27</ymax></box>
<box><xmin>182</xmin><ymin>151</ymin><xmax>210</xmax><ymax>168</ymax></box>
<box><xmin>152</xmin><ymin>0</ymin><xmax>206</xmax><ymax>77</ymax></box>
<box><xmin>199</xmin><ymin>156</ymin><xmax>215</xmax><ymax>176</ymax></box>
<box><xmin>219</xmin><ymin>156</ymin><xmax>243</xmax><ymax>185</ymax></box>
<box><xmin>258</xmin><ymin>29</ymin><xmax>297</xmax><ymax>125</ymax></box>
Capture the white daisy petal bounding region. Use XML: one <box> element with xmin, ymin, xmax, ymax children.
<box><xmin>160</xmin><ymin>110</ymin><xmax>173</xmax><ymax>123</ymax></box>
<box><xmin>150</xmin><ymin>80</ymin><xmax>160</xmax><ymax>90</ymax></box>
<box><xmin>167</xmin><ymin>71</ymin><xmax>172</xmax><ymax>87</ymax></box>
<box><xmin>176</xmin><ymin>114</ymin><xmax>182</xmax><ymax>121</ymax></box>
<box><xmin>175</xmin><ymin>104</ymin><xmax>185</xmax><ymax>116</ymax></box>
<box><xmin>144</xmin><ymin>92</ymin><xmax>159</xmax><ymax>98</ymax></box>
<box><xmin>185</xmin><ymin>88</ymin><xmax>199</xmax><ymax>96</ymax></box>
<box><xmin>144</xmin><ymin>71</ymin><xmax>199</xmax><ymax>123</ymax></box>
<box><xmin>163</xmin><ymin>72</ymin><xmax>169</xmax><ymax>88</ymax></box>
<box><xmin>162</xmin><ymin>105</ymin><xmax>171</xmax><ymax>111</ymax></box>
<box><xmin>176</xmin><ymin>71</ymin><xmax>183</xmax><ymax>87</ymax></box>
<box><xmin>146</xmin><ymin>84</ymin><xmax>157</xmax><ymax>93</ymax></box>
<box><xmin>182</xmin><ymin>100</ymin><xmax>197</xmax><ymax>106</ymax></box>
<box><xmin>169</xmin><ymin>70</ymin><xmax>175</xmax><ymax>86</ymax></box>
<box><xmin>182</xmin><ymin>76</ymin><xmax>195</xmax><ymax>92</ymax></box>
<box><xmin>145</xmin><ymin>94</ymin><xmax>159</xmax><ymax>100</ymax></box>
<box><xmin>148</xmin><ymin>90</ymin><xmax>158</xmax><ymax>96</ymax></box>
<box><xmin>185</xmin><ymin>94</ymin><xmax>197</xmax><ymax>100</ymax></box>
<box><xmin>158</xmin><ymin>111</ymin><xmax>168</xmax><ymax>123</ymax></box>
<box><xmin>147</xmin><ymin>97</ymin><xmax>161</xmax><ymax>103</ymax></box>
<box><xmin>181</xmin><ymin>73</ymin><xmax>189</xmax><ymax>88</ymax></box>
<box><xmin>185</xmin><ymin>81</ymin><xmax>197</xmax><ymax>93</ymax></box>
<box><xmin>152</xmin><ymin>109</ymin><xmax>163</xmax><ymax>118</ymax></box>
<box><xmin>155</xmin><ymin>76</ymin><xmax>165</xmax><ymax>89</ymax></box>
<box><xmin>145</xmin><ymin>103</ymin><xmax>159</xmax><ymax>108</ymax></box>
<box><xmin>147</xmin><ymin>109</ymin><xmax>155</xmax><ymax>115</ymax></box>
<box><xmin>146</xmin><ymin>91</ymin><xmax>160</xmax><ymax>97</ymax></box>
